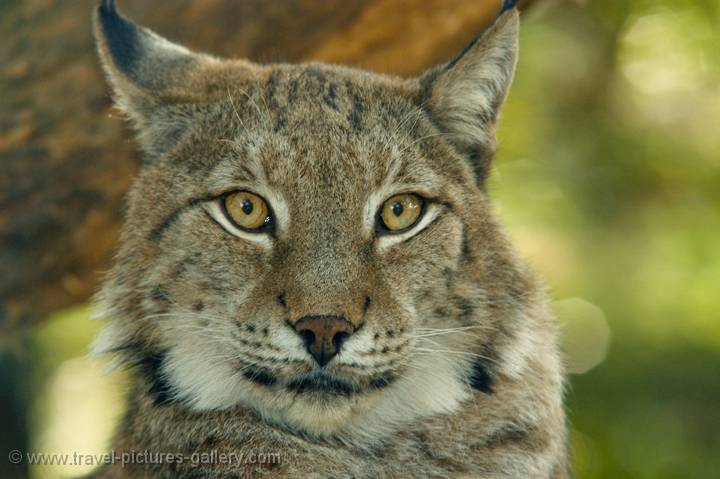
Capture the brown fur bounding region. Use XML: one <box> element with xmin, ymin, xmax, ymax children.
<box><xmin>90</xmin><ymin>1</ymin><xmax>569</xmax><ymax>477</ymax></box>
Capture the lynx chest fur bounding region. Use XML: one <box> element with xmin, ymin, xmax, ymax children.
<box><xmin>91</xmin><ymin>1</ymin><xmax>569</xmax><ymax>477</ymax></box>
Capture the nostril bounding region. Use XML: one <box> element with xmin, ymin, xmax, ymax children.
<box><xmin>292</xmin><ymin>315</ymin><xmax>356</xmax><ymax>366</ymax></box>
<box><xmin>332</xmin><ymin>331</ymin><xmax>350</xmax><ymax>352</ymax></box>
<box><xmin>298</xmin><ymin>329</ymin><xmax>315</xmax><ymax>348</ymax></box>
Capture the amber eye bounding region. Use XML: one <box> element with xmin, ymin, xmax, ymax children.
<box><xmin>378</xmin><ymin>193</ymin><xmax>424</xmax><ymax>233</ymax></box>
<box><xmin>223</xmin><ymin>191</ymin><xmax>271</xmax><ymax>231</ymax></box>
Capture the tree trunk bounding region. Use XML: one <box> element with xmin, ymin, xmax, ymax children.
<box><xmin>0</xmin><ymin>0</ymin><xmax>535</xmax><ymax>330</ymax></box>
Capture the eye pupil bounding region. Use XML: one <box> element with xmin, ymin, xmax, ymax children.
<box><xmin>241</xmin><ymin>199</ymin><xmax>254</xmax><ymax>215</ymax></box>
<box><xmin>392</xmin><ymin>202</ymin><xmax>404</xmax><ymax>217</ymax></box>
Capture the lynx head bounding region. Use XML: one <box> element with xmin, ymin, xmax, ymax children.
<box><xmin>93</xmin><ymin>0</ymin><xmax>534</xmax><ymax>441</ymax></box>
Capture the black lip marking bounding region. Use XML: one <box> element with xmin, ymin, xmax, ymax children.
<box><xmin>285</xmin><ymin>370</ymin><xmax>396</xmax><ymax>396</ymax></box>
<box><xmin>286</xmin><ymin>373</ymin><xmax>360</xmax><ymax>397</ymax></box>
<box><xmin>368</xmin><ymin>371</ymin><xmax>396</xmax><ymax>390</ymax></box>
<box><xmin>243</xmin><ymin>368</ymin><xmax>277</xmax><ymax>387</ymax></box>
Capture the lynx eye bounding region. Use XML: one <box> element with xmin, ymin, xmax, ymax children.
<box><xmin>378</xmin><ymin>193</ymin><xmax>425</xmax><ymax>233</ymax></box>
<box><xmin>223</xmin><ymin>191</ymin><xmax>271</xmax><ymax>231</ymax></box>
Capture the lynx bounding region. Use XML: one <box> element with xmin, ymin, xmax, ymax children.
<box><xmin>90</xmin><ymin>0</ymin><xmax>569</xmax><ymax>477</ymax></box>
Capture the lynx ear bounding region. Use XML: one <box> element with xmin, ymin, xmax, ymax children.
<box><xmin>420</xmin><ymin>9</ymin><xmax>519</xmax><ymax>183</ymax></box>
<box><xmin>93</xmin><ymin>0</ymin><xmax>216</xmax><ymax>155</ymax></box>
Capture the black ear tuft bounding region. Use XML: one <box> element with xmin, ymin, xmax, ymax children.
<box><xmin>92</xmin><ymin>0</ymin><xmax>209</xmax><ymax>157</ymax></box>
<box><xmin>93</xmin><ymin>0</ymin><xmax>201</xmax><ymax>96</ymax></box>
<box><xmin>98</xmin><ymin>0</ymin><xmax>116</xmax><ymax>13</ymax></box>
<box><xmin>500</xmin><ymin>0</ymin><xmax>519</xmax><ymax>14</ymax></box>
<box><xmin>97</xmin><ymin>0</ymin><xmax>143</xmax><ymax>77</ymax></box>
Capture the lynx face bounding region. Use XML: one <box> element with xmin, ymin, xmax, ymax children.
<box><xmin>93</xmin><ymin>0</ymin><xmax>527</xmax><ymax>439</ymax></box>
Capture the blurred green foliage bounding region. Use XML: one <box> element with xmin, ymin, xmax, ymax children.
<box><xmin>24</xmin><ymin>1</ymin><xmax>719</xmax><ymax>478</ymax></box>
<box><xmin>491</xmin><ymin>0</ymin><xmax>720</xmax><ymax>477</ymax></box>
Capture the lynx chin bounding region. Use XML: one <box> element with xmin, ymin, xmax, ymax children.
<box><xmin>90</xmin><ymin>0</ymin><xmax>569</xmax><ymax>477</ymax></box>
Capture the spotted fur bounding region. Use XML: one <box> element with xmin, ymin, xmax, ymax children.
<box><xmin>90</xmin><ymin>1</ymin><xmax>569</xmax><ymax>477</ymax></box>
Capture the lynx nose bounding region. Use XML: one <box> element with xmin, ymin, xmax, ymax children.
<box><xmin>293</xmin><ymin>315</ymin><xmax>355</xmax><ymax>367</ymax></box>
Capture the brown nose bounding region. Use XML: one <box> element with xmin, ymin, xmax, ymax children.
<box><xmin>293</xmin><ymin>315</ymin><xmax>355</xmax><ymax>367</ymax></box>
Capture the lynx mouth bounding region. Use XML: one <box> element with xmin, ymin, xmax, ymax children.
<box><xmin>243</xmin><ymin>367</ymin><xmax>396</xmax><ymax>397</ymax></box>
<box><xmin>286</xmin><ymin>372</ymin><xmax>361</xmax><ymax>396</ymax></box>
